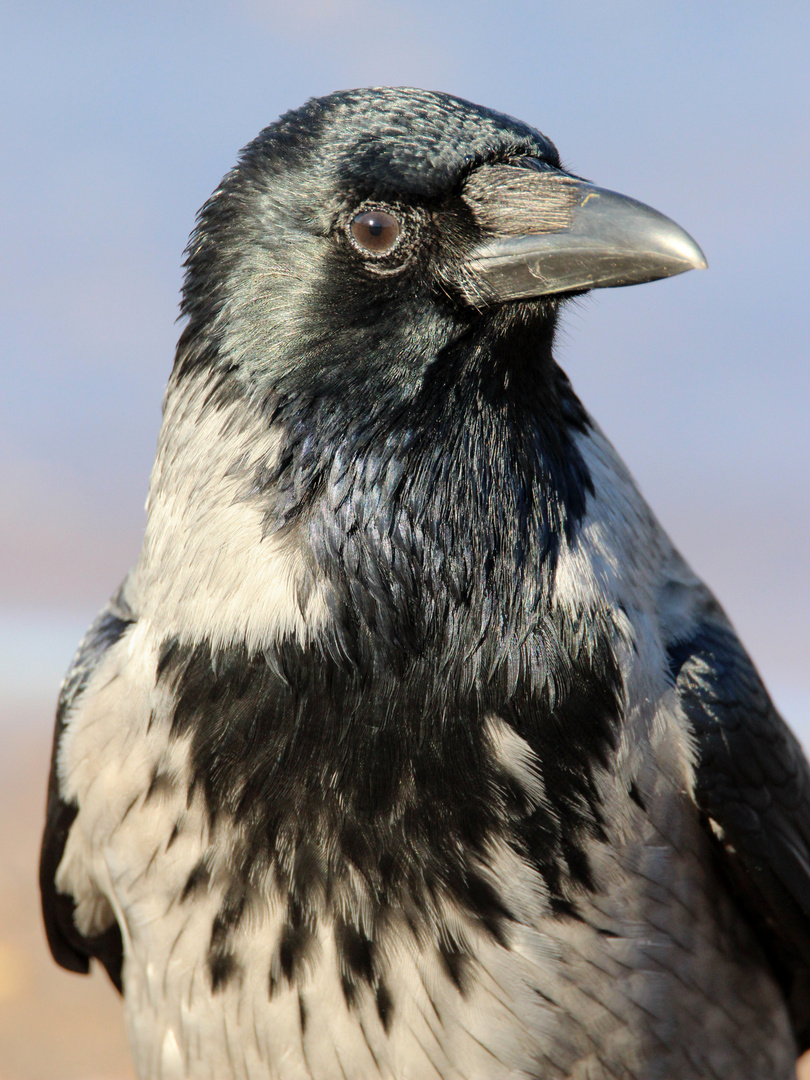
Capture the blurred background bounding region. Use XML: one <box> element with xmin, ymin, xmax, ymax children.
<box><xmin>1</xmin><ymin>1</ymin><xmax>808</xmax><ymax>1077</ymax></box>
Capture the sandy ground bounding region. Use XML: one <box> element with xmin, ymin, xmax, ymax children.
<box><xmin>2</xmin><ymin>699</ymin><xmax>809</xmax><ymax>1080</ymax></box>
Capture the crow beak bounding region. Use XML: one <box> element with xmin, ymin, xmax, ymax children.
<box><xmin>455</xmin><ymin>165</ymin><xmax>707</xmax><ymax>304</ymax></box>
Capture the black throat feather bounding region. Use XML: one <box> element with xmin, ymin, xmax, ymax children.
<box><xmin>227</xmin><ymin>311</ymin><xmax>598</xmax><ymax>681</ymax></box>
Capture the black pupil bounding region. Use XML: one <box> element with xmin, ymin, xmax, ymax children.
<box><xmin>351</xmin><ymin>210</ymin><xmax>400</xmax><ymax>254</ymax></box>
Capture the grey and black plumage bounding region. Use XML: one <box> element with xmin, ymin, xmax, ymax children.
<box><xmin>40</xmin><ymin>88</ymin><xmax>810</xmax><ymax>1079</ymax></box>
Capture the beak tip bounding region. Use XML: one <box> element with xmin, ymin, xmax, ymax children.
<box><xmin>677</xmin><ymin>235</ymin><xmax>708</xmax><ymax>273</ymax></box>
<box><xmin>640</xmin><ymin>213</ymin><xmax>707</xmax><ymax>280</ymax></box>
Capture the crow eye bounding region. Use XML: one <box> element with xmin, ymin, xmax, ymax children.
<box><xmin>350</xmin><ymin>210</ymin><xmax>401</xmax><ymax>255</ymax></box>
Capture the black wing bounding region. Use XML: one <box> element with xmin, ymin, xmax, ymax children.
<box><xmin>39</xmin><ymin>594</ymin><xmax>135</xmax><ymax>992</ymax></box>
<box><xmin>669</xmin><ymin>615</ymin><xmax>810</xmax><ymax>1048</ymax></box>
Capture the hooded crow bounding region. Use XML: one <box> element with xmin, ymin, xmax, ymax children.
<box><xmin>41</xmin><ymin>87</ymin><xmax>810</xmax><ymax>1080</ymax></box>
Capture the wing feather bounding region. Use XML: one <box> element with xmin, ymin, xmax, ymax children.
<box><xmin>39</xmin><ymin>591</ymin><xmax>135</xmax><ymax>992</ymax></box>
<box><xmin>669</xmin><ymin>616</ymin><xmax>810</xmax><ymax>1047</ymax></box>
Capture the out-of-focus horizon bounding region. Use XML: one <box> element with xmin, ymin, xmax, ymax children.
<box><xmin>0</xmin><ymin>3</ymin><xmax>808</xmax><ymax>1076</ymax></box>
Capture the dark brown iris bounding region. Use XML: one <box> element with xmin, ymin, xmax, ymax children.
<box><xmin>350</xmin><ymin>210</ymin><xmax>401</xmax><ymax>254</ymax></box>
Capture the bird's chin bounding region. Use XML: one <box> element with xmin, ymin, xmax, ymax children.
<box><xmin>483</xmin><ymin>295</ymin><xmax>565</xmax><ymax>336</ymax></box>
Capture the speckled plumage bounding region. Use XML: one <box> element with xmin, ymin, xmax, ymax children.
<box><xmin>42</xmin><ymin>88</ymin><xmax>810</xmax><ymax>1079</ymax></box>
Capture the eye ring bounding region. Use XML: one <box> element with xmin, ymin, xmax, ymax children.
<box><xmin>349</xmin><ymin>209</ymin><xmax>402</xmax><ymax>257</ymax></box>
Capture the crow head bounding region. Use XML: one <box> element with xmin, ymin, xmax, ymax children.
<box><xmin>176</xmin><ymin>87</ymin><xmax>705</xmax><ymax>410</ymax></box>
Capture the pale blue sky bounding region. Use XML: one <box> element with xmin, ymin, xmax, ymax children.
<box><xmin>1</xmin><ymin>1</ymin><xmax>808</xmax><ymax>735</ymax></box>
